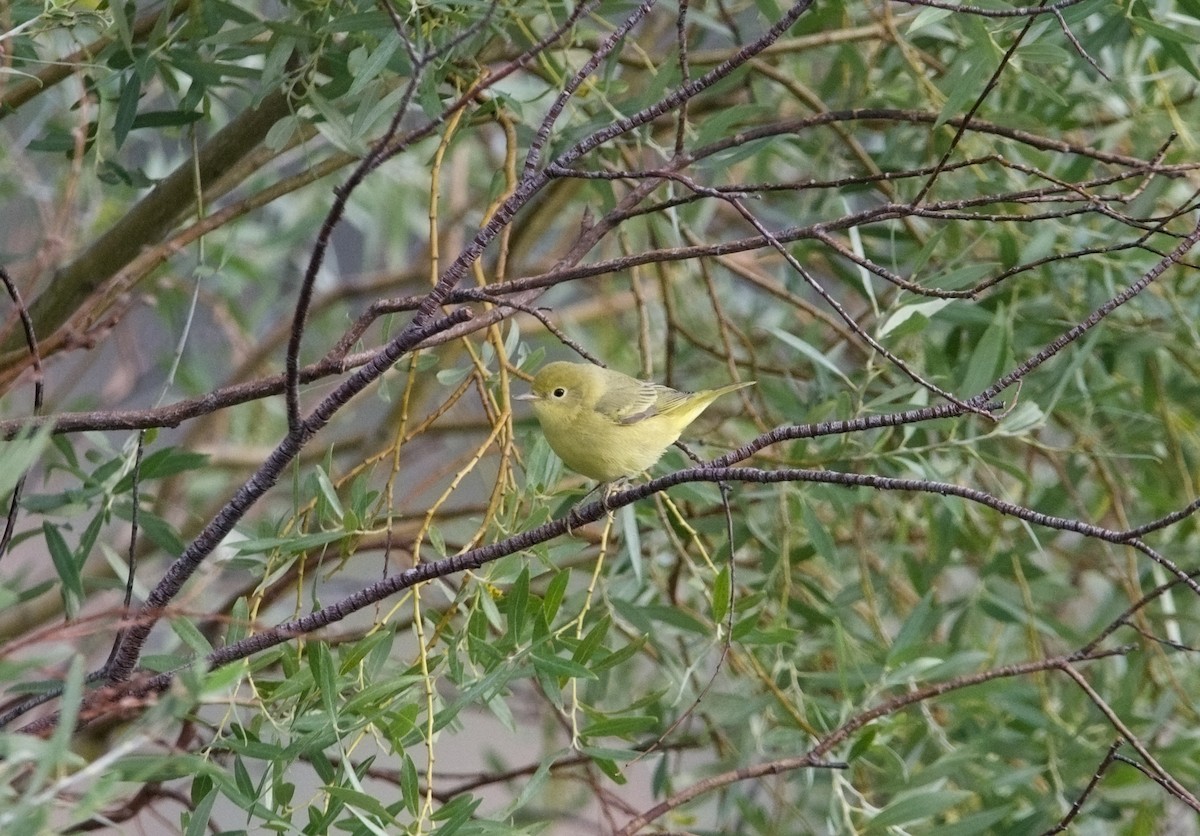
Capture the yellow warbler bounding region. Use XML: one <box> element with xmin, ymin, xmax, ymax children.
<box><xmin>518</xmin><ymin>361</ymin><xmax>753</xmax><ymax>482</ymax></box>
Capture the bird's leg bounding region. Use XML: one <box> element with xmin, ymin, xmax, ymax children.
<box><xmin>564</xmin><ymin>503</ymin><xmax>584</xmax><ymax>536</ymax></box>
<box><xmin>564</xmin><ymin>480</ymin><xmax>618</xmax><ymax>535</ymax></box>
<box><xmin>564</xmin><ymin>483</ymin><xmax>600</xmax><ymax>536</ymax></box>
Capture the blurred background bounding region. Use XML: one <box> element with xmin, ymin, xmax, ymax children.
<box><xmin>1</xmin><ymin>0</ymin><xmax>1199</xmax><ymax>832</ymax></box>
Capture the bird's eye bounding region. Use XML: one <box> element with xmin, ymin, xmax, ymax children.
<box><xmin>552</xmin><ymin>387</ymin><xmax>566</xmax><ymax>398</ymax></box>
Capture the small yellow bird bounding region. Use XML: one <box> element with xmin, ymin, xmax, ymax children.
<box><xmin>518</xmin><ymin>361</ymin><xmax>753</xmax><ymax>482</ymax></box>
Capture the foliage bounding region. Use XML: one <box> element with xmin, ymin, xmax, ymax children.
<box><xmin>1</xmin><ymin>0</ymin><xmax>1199</xmax><ymax>833</ymax></box>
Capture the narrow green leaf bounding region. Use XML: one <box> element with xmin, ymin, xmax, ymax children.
<box><xmin>1156</xmin><ymin>37</ymin><xmax>1200</xmax><ymax>79</ymax></box>
<box><xmin>499</xmin><ymin>753</ymin><xmax>557</xmax><ymax>818</ymax></box>
<box><xmin>886</xmin><ymin>592</ymin><xmax>938</xmax><ymax>666</ymax></box>
<box><xmin>711</xmin><ymin>564</ymin><xmax>731</xmax><ymax>625</ymax></box>
<box><xmin>637</xmin><ymin>603</ymin><xmax>710</xmax><ymax>635</ymax></box>
<box><xmin>116</xmin><ymin>448</ymin><xmax>208</xmax><ymax>490</ymax></box>
<box><xmin>768</xmin><ymin>326</ymin><xmax>853</xmax><ymax>386</ymax></box>
<box><xmin>581</xmin><ymin>715</ymin><xmax>657</xmax><ymax>739</ymax></box>
<box><xmin>572</xmin><ymin>615</ymin><xmax>611</xmax><ymax>664</ymax></box>
<box><xmin>878</xmin><ymin>299</ymin><xmax>954</xmax><ymax>340</ymax></box>
<box><xmin>541</xmin><ymin>569</ymin><xmax>569</xmax><ymax>625</ymax></box>
<box><xmin>44</xmin><ymin>522</ymin><xmax>82</xmax><ymax>615</ymax></box>
<box><xmin>934</xmin><ymin>805</ymin><xmax>1016</xmax><ymax>836</ymax></box>
<box><xmin>1132</xmin><ymin>12</ymin><xmax>1200</xmax><ymax>45</ymax></box>
<box><xmin>78</xmin><ymin>512</ymin><xmax>105</xmax><ymax>565</ymax></box>
<box><xmin>233</xmin><ymin>755</ymin><xmax>255</xmax><ymax>804</ymax></box>
<box><xmin>348</xmin><ymin>32</ymin><xmax>400</xmax><ymax>97</ymax></box>
<box><xmin>184</xmin><ymin>787</ymin><xmax>218</xmax><ymax>836</ymax></box>
<box><xmin>592</xmin><ymin>635</ymin><xmax>646</xmax><ymax>672</ymax></box>
<box><xmin>959</xmin><ymin>308</ymin><xmax>1008</xmax><ymax>396</ymax></box>
<box><xmin>170</xmin><ymin>616</ymin><xmax>213</xmax><ymax>655</ymax></box>
<box><xmin>531</xmin><ymin>651</ymin><xmax>597</xmax><ymax>680</ymax></box>
<box><xmin>108</xmin><ymin>0</ymin><xmax>134</xmax><ymax>53</ymax></box>
<box><xmin>437</xmin><ymin>365</ymin><xmax>470</xmax><ymax>387</ymax></box>
<box><xmin>507</xmin><ymin>567</ymin><xmax>530</xmax><ymax>641</ymax></box>
<box><xmin>310</xmin><ymin>642</ymin><xmax>339</xmax><ymax>722</ymax></box>
<box><xmin>847</xmin><ymin>728</ymin><xmax>876</xmax><ymax>762</ymax></box>
<box><xmin>313</xmin><ymin>467</ymin><xmax>344</xmax><ymax>524</ymax></box>
<box><xmin>233</xmin><ymin>530</ymin><xmax>347</xmax><ymax>555</ymax></box>
<box><xmin>326</xmin><ymin>786</ymin><xmax>393</xmax><ymax>819</ymax></box>
<box><xmin>129</xmin><ymin>109</ymin><xmax>204</xmax><ymax>129</ymax></box>
<box><xmin>0</xmin><ymin>424</ymin><xmax>53</xmax><ymax>499</ymax></box>
<box><xmin>113</xmin><ymin>506</ymin><xmax>187</xmax><ymax>554</ymax></box>
<box><xmin>936</xmin><ymin>57</ymin><xmax>995</xmax><ymax>129</ymax></box>
<box><xmin>429</xmin><ymin>793</ymin><xmax>482</xmax><ymax>828</ymax></box>
<box><xmin>31</xmin><ymin>655</ymin><xmax>85</xmax><ymax>791</ymax></box>
<box><xmin>308</xmin><ymin>89</ymin><xmax>361</xmax><ymax>154</ymax></box>
<box><xmin>265</xmin><ymin>114</ymin><xmax>300</xmax><ymax>152</ymax></box>
<box><xmin>228</xmin><ymin>597</ymin><xmax>250</xmax><ymax>645</ymax></box>
<box><xmin>393</xmin><ymin>753</ymin><xmax>419</xmax><ymax>816</ymax></box>
<box><xmin>578</xmin><ymin>747</ymin><xmax>630</xmax><ymax>784</ymax></box>
<box><xmin>907</xmin><ymin>6</ymin><xmax>951</xmax><ymax>33</ymax></box>
<box><xmin>427</xmin><ymin>523</ymin><xmax>446</xmax><ymax>557</ymax></box>
<box><xmin>113</xmin><ymin>71</ymin><xmax>142</xmax><ymax>150</ymax></box>
<box><xmin>869</xmin><ymin>789</ymin><xmax>974</xmax><ymax>829</ymax></box>
<box><xmin>619</xmin><ymin>504</ymin><xmax>642</xmax><ymax>582</ymax></box>
<box><xmin>801</xmin><ymin>501</ymin><xmax>837</xmax><ymax>564</ymax></box>
<box><xmin>521</xmin><ymin>433</ymin><xmax>562</xmax><ymax>491</ymax></box>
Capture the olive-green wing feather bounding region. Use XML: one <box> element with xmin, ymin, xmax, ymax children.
<box><xmin>594</xmin><ymin>380</ymin><xmax>694</xmax><ymax>425</ymax></box>
<box><xmin>590</xmin><ymin>375</ymin><xmax>656</xmax><ymax>423</ymax></box>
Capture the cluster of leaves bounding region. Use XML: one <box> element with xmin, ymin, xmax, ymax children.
<box><xmin>1</xmin><ymin>0</ymin><xmax>1199</xmax><ymax>833</ymax></box>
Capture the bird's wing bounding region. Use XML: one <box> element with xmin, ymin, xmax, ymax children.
<box><xmin>592</xmin><ymin>377</ymin><xmax>656</xmax><ymax>424</ymax></box>
<box><xmin>597</xmin><ymin>380</ymin><xmax>691</xmax><ymax>425</ymax></box>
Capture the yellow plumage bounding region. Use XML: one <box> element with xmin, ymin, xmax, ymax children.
<box><xmin>518</xmin><ymin>361</ymin><xmax>753</xmax><ymax>482</ymax></box>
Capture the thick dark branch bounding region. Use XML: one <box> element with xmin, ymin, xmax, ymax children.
<box><xmin>11</xmin><ymin>87</ymin><xmax>294</xmax><ymax>356</ymax></box>
<box><xmin>101</xmin><ymin>309</ymin><xmax>471</xmax><ymax>683</ymax></box>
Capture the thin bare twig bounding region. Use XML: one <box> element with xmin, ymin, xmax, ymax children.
<box><xmin>0</xmin><ymin>267</ymin><xmax>44</xmax><ymax>564</ymax></box>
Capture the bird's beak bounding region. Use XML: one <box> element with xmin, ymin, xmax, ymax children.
<box><xmin>514</xmin><ymin>392</ymin><xmax>538</xmax><ymax>401</ymax></box>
